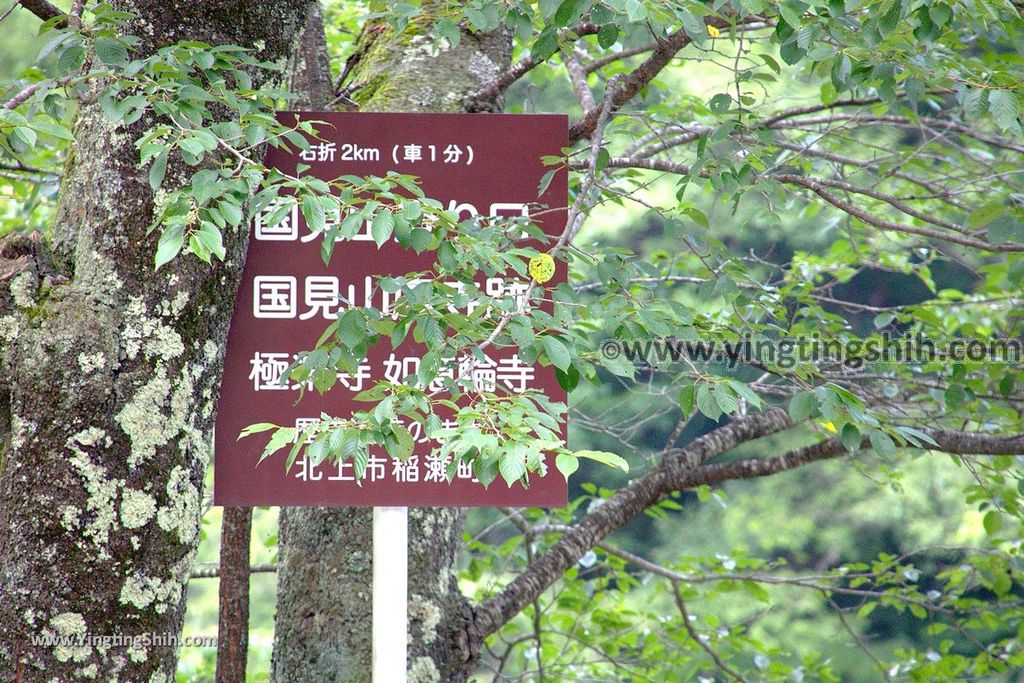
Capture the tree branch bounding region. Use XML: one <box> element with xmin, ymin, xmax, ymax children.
<box><xmin>466</xmin><ymin>22</ymin><xmax>600</xmax><ymax>108</ymax></box>
<box><xmin>582</xmin><ymin>155</ymin><xmax>1022</xmax><ymax>252</ymax></box>
<box><xmin>672</xmin><ymin>583</ymin><xmax>751</xmax><ymax>683</ymax></box>
<box><xmin>567</xmin><ymin>15</ymin><xmax>763</xmax><ymax>144</ymax></box>
<box><xmin>17</xmin><ymin>0</ymin><xmax>66</xmax><ymax>27</ymax></box>
<box><xmin>561</xmin><ymin>47</ymin><xmax>594</xmax><ymax>111</ymax></box>
<box><xmin>467</xmin><ymin>408</ymin><xmax>794</xmax><ymax>648</ymax></box>
<box><xmin>467</xmin><ymin>421</ymin><xmax>1024</xmax><ymax>655</ymax></box>
<box><xmin>775</xmin><ymin>173</ymin><xmax>1024</xmax><ymax>253</ymax></box>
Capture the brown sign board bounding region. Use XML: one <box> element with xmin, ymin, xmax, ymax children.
<box><xmin>213</xmin><ymin>112</ymin><xmax>568</xmax><ymax>507</ymax></box>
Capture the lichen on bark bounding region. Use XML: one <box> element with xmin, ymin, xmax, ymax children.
<box><xmin>0</xmin><ymin>1</ymin><xmax>316</xmax><ymax>680</ymax></box>
<box><xmin>341</xmin><ymin>11</ymin><xmax>510</xmax><ymax>114</ymax></box>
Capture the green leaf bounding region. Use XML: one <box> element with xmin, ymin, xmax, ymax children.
<box><xmin>709</xmin><ymin>93</ymin><xmax>732</xmax><ymax>114</ymax></box>
<box><xmin>929</xmin><ymin>3</ymin><xmax>951</xmax><ymax>26</ymax></box>
<box><xmin>30</xmin><ymin>118</ymin><xmax>74</xmax><ymax>141</ymax></box>
<box><xmin>237</xmin><ymin>422</ymin><xmax>279</xmax><ymax>439</ymax></box>
<box><xmin>869</xmin><ymin>430</ymin><xmax>896</xmax><ymax>458</ymax></box>
<box><xmin>262</xmin><ymin>428</ymin><xmax>297</xmax><ymax>465</ymax></box>
<box><xmin>338</xmin><ymin>310</ymin><xmax>366</xmax><ymax>349</ymax></box>
<box><xmin>789</xmin><ymin>390</ymin><xmax>818</xmax><ymax>421</ymax></box>
<box><xmin>555</xmin><ymin>364</ymin><xmax>579</xmax><ymax>391</ymax></box>
<box><xmin>555</xmin><ymin>452</ymin><xmax>579</xmax><ymax>480</ymax></box>
<box><xmin>983</xmin><ymin>509</ymin><xmax>1003</xmax><ymax>536</ymax></box>
<box><xmin>530</xmin><ymin>28</ymin><xmax>559</xmax><ymax>63</ymax></box>
<box><xmin>387</xmin><ymin>425</ymin><xmax>415</xmax><ymax>461</ymax></box>
<box><xmin>966</xmin><ymin>201</ymin><xmax>1005</xmax><ymax>229</ymax></box>
<box><xmin>178</xmin><ymin>137</ymin><xmax>206</xmax><ymax>159</ymax></box>
<box><xmin>245</xmin><ymin>124</ymin><xmax>266</xmax><ymax>146</ymax></box>
<box><xmin>554</xmin><ymin>0</ymin><xmax>581</xmax><ymax>26</ymax></box>
<box><xmin>961</xmin><ymin>88</ymin><xmax>987</xmax><ymax>120</ymax></box>
<box><xmin>313</xmin><ymin>367</ymin><xmax>336</xmax><ymax>394</ymax></box>
<box><xmin>873</xmin><ymin>312</ymin><xmax>895</xmax><ymax>329</ymax></box>
<box><xmin>574</xmin><ymin>449</ymin><xmax>628</xmax><ymax>472</ymax></box>
<box><xmin>475</xmin><ymin>457</ymin><xmax>499</xmax><ymax>487</ymax></box>
<box><xmin>308</xmin><ymin>439</ymin><xmax>327</xmax><ymax>465</ymax></box>
<box><xmin>678</xmin><ymin>384</ymin><xmax>696</xmax><ymax>415</ymax></box>
<box><xmin>11</xmin><ymin>127</ymin><xmax>37</xmax><ymax>149</ymax></box>
<box><xmin>778</xmin><ymin>0</ymin><xmax>806</xmax><ymax>30</ymax></box>
<box><xmin>831</xmin><ymin>55</ymin><xmax>852</xmax><ymax>90</ymax></box>
<box><xmin>840</xmin><ymin>423</ymin><xmax>861</xmax><ymax>452</ymax></box>
<box><xmin>218</xmin><ymin>200</ymin><xmax>243</xmax><ymax>228</ymax></box>
<box><xmin>876</xmin><ymin>0</ymin><xmax>901</xmax><ymax>36</ymax></box>
<box><xmin>602</xmin><ymin>351</ymin><xmax>634</xmax><ymax>378</ymax></box>
<box><xmin>57</xmin><ymin>44</ymin><xmax>86</xmax><ymax>74</ymax></box>
<box><xmin>988</xmin><ymin>90</ymin><xmax>1020</xmax><ymax>131</ymax></box>
<box><xmin>623</xmin><ymin>0</ymin><xmax>646</xmax><ymax>21</ymax></box>
<box><xmin>987</xmin><ymin>216</ymin><xmax>1024</xmax><ymax>245</ymax></box>
<box><xmin>538</xmin><ymin>169</ymin><xmax>556</xmax><ymax>197</ymax></box>
<box><xmin>302</xmin><ymin>195</ymin><xmax>326</xmax><ymax>235</ymax></box>
<box><xmin>499</xmin><ymin>450</ymin><xmax>527</xmax><ymax>486</ymax></box>
<box><xmin>149</xmin><ymin>149</ymin><xmax>168</xmax><ymax>191</ymax></box>
<box><xmin>597</xmin><ymin>24</ymin><xmax>618</xmax><ymax>49</ymax></box>
<box><xmin>759</xmin><ymin>54</ymin><xmax>781</xmax><ymax>74</ymax></box>
<box><xmin>728</xmin><ymin>380</ymin><xmax>763</xmax><ymax>409</ymax></box>
<box><xmin>894</xmin><ymin>426</ymin><xmax>939</xmax><ymax>448</ymax></box>
<box><xmin>541</xmin><ymin>335</ymin><xmax>571</xmax><ymax>371</ymax></box>
<box><xmin>194</xmin><ymin>223</ymin><xmax>226</xmax><ymax>262</ymax></box>
<box><xmin>434</xmin><ymin>18</ymin><xmax>461</xmax><ymax>47</ymax></box>
<box><xmin>154</xmin><ymin>228</ymin><xmax>183</xmax><ymax>270</ymax></box>
<box><xmin>742</xmin><ymin>580</ymin><xmax>771</xmax><ymax>603</ymax></box>
<box><xmin>714</xmin><ymin>386</ymin><xmax>738</xmax><ymax>415</ymax></box>
<box><xmin>95</xmin><ymin>36</ymin><xmax>129</xmax><ymax>66</ymax></box>
<box><xmin>371</xmin><ymin>211</ymin><xmax>395</xmax><ymax>246</ymax></box>
<box><xmin>696</xmin><ymin>384</ymin><xmax>722</xmax><ymax>421</ymax></box>
<box><xmin>857</xmin><ymin>602</ymin><xmax>877</xmax><ymax>619</ymax></box>
<box><xmin>904</xmin><ymin>77</ymin><xmax>924</xmax><ymax>104</ymax></box>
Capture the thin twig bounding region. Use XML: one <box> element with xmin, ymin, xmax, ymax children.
<box><xmin>671</xmin><ymin>583</ymin><xmax>751</xmax><ymax>683</ymax></box>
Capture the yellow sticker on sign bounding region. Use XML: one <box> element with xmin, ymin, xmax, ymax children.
<box><xmin>528</xmin><ymin>253</ymin><xmax>556</xmax><ymax>283</ymax></box>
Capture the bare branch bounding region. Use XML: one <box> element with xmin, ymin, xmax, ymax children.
<box><xmin>561</xmin><ymin>47</ymin><xmax>595</xmax><ymax>111</ymax></box>
<box><xmin>466</xmin><ymin>22</ymin><xmax>600</xmax><ymax>108</ymax></box>
<box><xmin>672</xmin><ymin>584</ymin><xmax>751</xmax><ymax>683</ymax></box>
<box><xmin>16</xmin><ymin>0</ymin><xmax>66</xmax><ymax>27</ymax></box>
<box><xmin>568</xmin><ymin>15</ymin><xmax>763</xmax><ymax>144</ymax></box>
<box><xmin>758</xmin><ymin>95</ymin><xmax>946</xmax><ymax>128</ymax></box>
<box><xmin>581</xmin><ymin>155</ymin><xmax>1021</xmax><ymax>252</ymax></box>
<box><xmin>189</xmin><ymin>563</ymin><xmax>276</xmax><ymax>580</ymax></box>
<box><xmin>775</xmin><ymin>173</ymin><xmax>1024</xmax><ymax>253</ymax></box>
<box><xmin>3</xmin><ymin>80</ymin><xmax>46</xmax><ymax>110</ymax></box>
<box><xmin>583</xmin><ymin>41</ymin><xmax>659</xmax><ymax>74</ymax></box>
<box><xmin>67</xmin><ymin>0</ymin><xmax>83</xmax><ymax>31</ymax></box>
<box><xmin>770</xmin><ymin>113</ymin><xmax>1024</xmax><ymax>155</ymax></box>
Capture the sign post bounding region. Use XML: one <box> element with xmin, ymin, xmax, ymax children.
<box><xmin>214</xmin><ymin>112</ymin><xmax>569</xmax><ymax>679</ymax></box>
<box><xmin>372</xmin><ymin>506</ymin><xmax>408</xmax><ymax>683</ymax></box>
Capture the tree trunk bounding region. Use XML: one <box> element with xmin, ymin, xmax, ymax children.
<box><xmin>216</xmin><ymin>507</ymin><xmax>253</xmax><ymax>683</ymax></box>
<box><xmin>0</xmin><ymin>2</ymin><xmax>314</xmax><ymax>681</ymax></box>
<box><xmin>271</xmin><ymin>13</ymin><xmax>511</xmax><ymax>683</ymax></box>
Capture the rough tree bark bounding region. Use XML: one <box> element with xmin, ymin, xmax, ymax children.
<box><xmin>270</xmin><ymin>11</ymin><xmax>512</xmax><ymax>683</ymax></box>
<box><xmin>0</xmin><ymin>2</ymin><xmax>314</xmax><ymax>681</ymax></box>
<box><xmin>216</xmin><ymin>507</ymin><xmax>252</xmax><ymax>683</ymax></box>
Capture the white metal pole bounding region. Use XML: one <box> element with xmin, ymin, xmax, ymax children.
<box><xmin>372</xmin><ymin>506</ymin><xmax>408</xmax><ymax>683</ymax></box>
